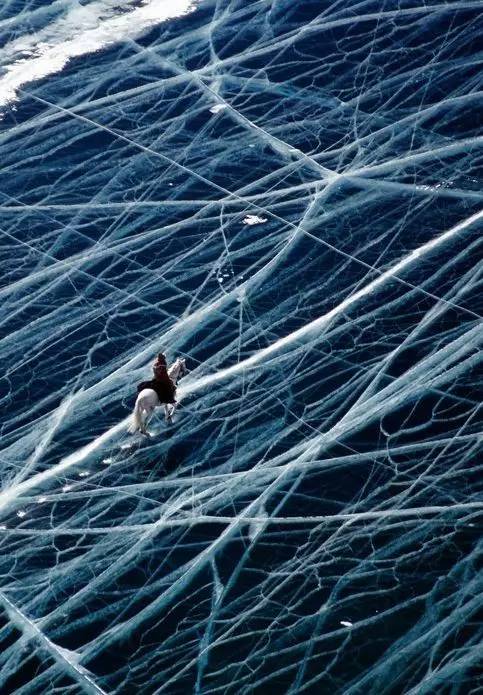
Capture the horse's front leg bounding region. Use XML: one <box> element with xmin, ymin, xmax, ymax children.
<box><xmin>164</xmin><ymin>404</ymin><xmax>172</xmax><ymax>423</ymax></box>
<box><xmin>165</xmin><ymin>403</ymin><xmax>177</xmax><ymax>423</ymax></box>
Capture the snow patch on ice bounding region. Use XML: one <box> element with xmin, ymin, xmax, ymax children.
<box><xmin>243</xmin><ymin>214</ymin><xmax>268</xmax><ymax>226</ymax></box>
<box><xmin>209</xmin><ymin>104</ymin><xmax>228</xmax><ymax>114</ymax></box>
<box><xmin>0</xmin><ymin>0</ymin><xmax>196</xmax><ymax>107</ymax></box>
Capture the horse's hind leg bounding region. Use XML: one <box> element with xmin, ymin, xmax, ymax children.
<box><xmin>138</xmin><ymin>408</ymin><xmax>147</xmax><ymax>434</ymax></box>
<box><xmin>136</xmin><ymin>398</ymin><xmax>152</xmax><ymax>435</ymax></box>
<box><xmin>142</xmin><ymin>405</ymin><xmax>156</xmax><ymax>434</ymax></box>
<box><xmin>129</xmin><ymin>398</ymin><xmax>144</xmax><ymax>434</ymax></box>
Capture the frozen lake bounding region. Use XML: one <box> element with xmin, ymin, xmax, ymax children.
<box><xmin>0</xmin><ymin>1</ymin><xmax>482</xmax><ymax>692</ymax></box>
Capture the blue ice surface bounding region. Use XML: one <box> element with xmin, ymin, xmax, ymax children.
<box><xmin>0</xmin><ymin>0</ymin><xmax>482</xmax><ymax>693</ymax></box>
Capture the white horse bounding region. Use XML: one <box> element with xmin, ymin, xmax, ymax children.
<box><xmin>128</xmin><ymin>357</ymin><xmax>188</xmax><ymax>435</ymax></box>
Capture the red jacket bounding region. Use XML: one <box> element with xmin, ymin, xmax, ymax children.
<box><xmin>153</xmin><ymin>363</ymin><xmax>165</xmax><ymax>378</ymax></box>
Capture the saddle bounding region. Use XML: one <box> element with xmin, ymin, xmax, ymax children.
<box><xmin>137</xmin><ymin>377</ymin><xmax>176</xmax><ymax>404</ymax></box>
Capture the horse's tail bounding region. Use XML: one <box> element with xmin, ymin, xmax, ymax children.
<box><xmin>128</xmin><ymin>396</ymin><xmax>143</xmax><ymax>434</ymax></box>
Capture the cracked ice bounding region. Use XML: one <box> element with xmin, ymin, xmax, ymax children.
<box><xmin>0</xmin><ymin>0</ymin><xmax>482</xmax><ymax>693</ymax></box>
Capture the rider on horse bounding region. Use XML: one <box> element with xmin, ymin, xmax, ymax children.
<box><xmin>137</xmin><ymin>352</ymin><xmax>176</xmax><ymax>404</ymax></box>
<box><xmin>130</xmin><ymin>352</ymin><xmax>187</xmax><ymax>433</ymax></box>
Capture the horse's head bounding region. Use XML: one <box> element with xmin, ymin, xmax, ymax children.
<box><xmin>171</xmin><ymin>357</ymin><xmax>188</xmax><ymax>381</ymax></box>
<box><xmin>177</xmin><ymin>358</ymin><xmax>188</xmax><ymax>378</ymax></box>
